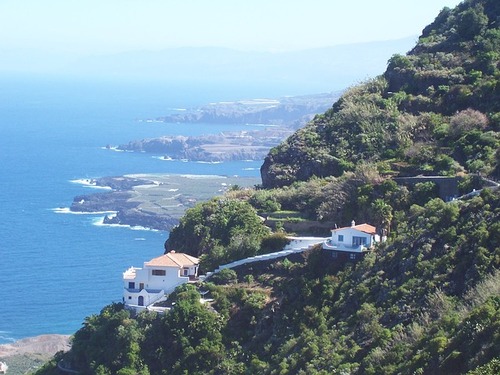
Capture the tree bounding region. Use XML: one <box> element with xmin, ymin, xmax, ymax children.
<box><xmin>165</xmin><ymin>197</ymin><xmax>269</xmax><ymax>268</ymax></box>
<box><xmin>412</xmin><ymin>182</ymin><xmax>439</xmax><ymax>206</ymax></box>
<box><xmin>449</xmin><ymin>109</ymin><xmax>489</xmax><ymax>139</ymax></box>
<box><xmin>371</xmin><ymin>199</ymin><xmax>393</xmax><ymax>234</ymax></box>
<box><xmin>457</xmin><ymin>5</ymin><xmax>489</xmax><ymax>40</ymax></box>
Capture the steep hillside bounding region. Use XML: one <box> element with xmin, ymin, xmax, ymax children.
<box><xmin>261</xmin><ymin>0</ymin><xmax>500</xmax><ymax>188</ymax></box>
<box><xmin>33</xmin><ymin>1</ymin><xmax>500</xmax><ymax>375</ymax></box>
<box><xmin>35</xmin><ymin>189</ymin><xmax>500</xmax><ymax>375</ymax></box>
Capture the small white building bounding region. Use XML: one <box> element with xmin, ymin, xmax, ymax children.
<box><xmin>123</xmin><ymin>251</ymin><xmax>199</xmax><ymax>310</ymax></box>
<box><xmin>0</xmin><ymin>361</ymin><xmax>8</xmax><ymax>374</ymax></box>
<box><xmin>323</xmin><ymin>221</ymin><xmax>381</xmax><ymax>260</ymax></box>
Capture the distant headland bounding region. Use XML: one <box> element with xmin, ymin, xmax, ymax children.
<box><xmin>114</xmin><ymin>93</ymin><xmax>339</xmax><ymax>162</ymax></box>
<box><xmin>70</xmin><ymin>174</ymin><xmax>260</xmax><ymax>231</ymax></box>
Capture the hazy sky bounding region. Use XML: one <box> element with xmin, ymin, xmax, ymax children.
<box><xmin>1</xmin><ymin>0</ymin><xmax>463</xmax><ymax>56</ymax></box>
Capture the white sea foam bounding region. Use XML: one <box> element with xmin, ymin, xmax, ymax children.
<box><xmin>179</xmin><ymin>174</ymin><xmax>226</xmax><ymax>179</ymax></box>
<box><xmin>51</xmin><ymin>208</ymin><xmax>117</xmax><ymax>215</ymax></box>
<box><xmin>0</xmin><ymin>333</ymin><xmax>15</xmax><ymax>343</ymax></box>
<box><xmin>196</xmin><ymin>161</ymin><xmax>223</xmax><ymax>164</ymax></box>
<box><xmin>152</xmin><ymin>156</ymin><xmax>175</xmax><ymax>161</ymax></box>
<box><xmin>102</xmin><ymin>146</ymin><xmax>125</xmax><ymax>152</ymax></box>
<box><xmin>242</xmin><ymin>167</ymin><xmax>258</xmax><ymax>171</ymax></box>
<box><xmin>92</xmin><ymin>217</ymin><xmax>158</xmax><ymax>232</ymax></box>
<box><xmin>70</xmin><ymin>178</ymin><xmax>95</xmax><ymax>186</ymax></box>
<box><xmin>69</xmin><ymin>179</ymin><xmax>112</xmax><ymax>190</ymax></box>
<box><xmin>52</xmin><ymin>207</ymin><xmax>72</xmax><ymax>214</ymax></box>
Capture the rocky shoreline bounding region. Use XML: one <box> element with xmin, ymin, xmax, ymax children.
<box><xmin>155</xmin><ymin>93</ymin><xmax>339</xmax><ymax>127</ymax></box>
<box><xmin>116</xmin><ymin>129</ymin><xmax>293</xmax><ymax>162</ymax></box>
<box><xmin>0</xmin><ymin>335</ymin><xmax>71</xmax><ymax>358</ymax></box>
<box><xmin>0</xmin><ymin>335</ymin><xmax>71</xmax><ymax>375</ymax></box>
<box><xmin>70</xmin><ymin>174</ymin><xmax>260</xmax><ymax>231</ymax></box>
<box><xmin>115</xmin><ymin>93</ymin><xmax>339</xmax><ymax>162</ymax></box>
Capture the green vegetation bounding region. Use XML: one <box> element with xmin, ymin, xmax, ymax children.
<box><xmin>261</xmin><ymin>0</ymin><xmax>500</xmax><ymax>188</ymax></box>
<box><xmin>35</xmin><ymin>1</ymin><xmax>500</xmax><ymax>374</ymax></box>
<box><xmin>36</xmin><ymin>189</ymin><xmax>500</xmax><ymax>375</ymax></box>
<box><xmin>165</xmin><ymin>197</ymin><xmax>270</xmax><ymax>271</ymax></box>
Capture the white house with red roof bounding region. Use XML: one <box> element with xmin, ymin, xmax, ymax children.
<box><xmin>123</xmin><ymin>251</ymin><xmax>199</xmax><ymax>309</ymax></box>
<box><xmin>323</xmin><ymin>221</ymin><xmax>381</xmax><ymax>260</ymax></box>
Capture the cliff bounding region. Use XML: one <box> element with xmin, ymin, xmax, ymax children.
<box><xmin>117</xmin><ymin>128</ymin><xmax>293</xmax><ymax>162</ymax></box>
<box><xmin>157</xmin><ymin>93</ymin><xmax>339</xmax><ymax>128</ymax></box>
<box><xmin>117</xmin><ymin>93</ymin><xmax>340</xmax><ymax>162</ymax></box>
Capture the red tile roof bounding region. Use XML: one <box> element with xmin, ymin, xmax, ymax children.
<box><xmin>145</xmin><ymin>251</ymin><xmax>199</xmax><ymax>268</ymax></box>
<box><xmin>333</xmin><ymin>223</ymin><xmax>377</xmax><ymax>235</ymax></box>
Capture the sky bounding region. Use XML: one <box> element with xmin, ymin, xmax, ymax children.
<box><xmin>1</xmin><ymin>0</ymin><xmax>463</xmax><ymax>56</ymax></box>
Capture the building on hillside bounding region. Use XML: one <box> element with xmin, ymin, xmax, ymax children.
<box><xmin>123</xmin><ymin>251</ymin><xmax>199</xmax><ymax>310</ymax></box>
<box><xmin>0</xmin><ymin>361</ymin><xmax>7</xmax><ymax>374</ymax></box>
<box><xmin>323</xmin><ymin>221</ymin><xmax>381</xmax><ymax>261</ymax></box>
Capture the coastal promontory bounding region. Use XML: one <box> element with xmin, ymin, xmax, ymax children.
<box><xmin>70</xmin><ymin>174</ymin><xmax>260</xmax><ymax>231</ymax></box>
<box><xmin>115</xmin><ymin>93</ymin><xmax>340</xmax><ymax>162</ymax></box>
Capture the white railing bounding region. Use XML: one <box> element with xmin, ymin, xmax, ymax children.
<box><xmin>206</xmin><ymin>236</ymin><xmax>326</xmax><ymax>278</ymax></box>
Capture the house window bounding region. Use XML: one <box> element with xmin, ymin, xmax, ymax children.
<box><xmin>352</xmin><ymin>236</ymin><xmax>367</xmax><ymax>247</ymax></box>
<box><xmin>128</xmin><ymin>296</ymin><xmax>132</xmax><ymax>300</ymax></box>
<box><xmin>128</xmin><ymin>282</ymin><xmax>135</xmax><ymax>289</ymax></box>
<box><xmin>338</xmin><ymin>235</ymin><xmax>344</xmax><ymax>242</ymax></box>
<box><xmin>331</xmin><ymin>251</ymin><xmax>338</xmax><ymax>258</ymax></box>
<box><xmin>183</xmin><ymin>268</ymin><xmax>189</xmax><ymax>276</ymax></box>
<box><xmin>152</xmin><ymin>269</ymin><xmax>166</xmax><ymax>276</ymax></box>
<box><xmin>350</xmin><ymin>253</ymin><xmax>356</xmax><ymax>260</ymax></box>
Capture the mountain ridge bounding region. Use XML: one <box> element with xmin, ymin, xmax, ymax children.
<box><xmin>261</xmin><ymin>0</ymin><xmax>500</xmax><ymax>188</ymax></box>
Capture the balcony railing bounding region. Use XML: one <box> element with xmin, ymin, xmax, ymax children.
<box><xmin>323</xmin><ymin>240</ymin><xmax>365</xmax><ymax>252</ymax></box>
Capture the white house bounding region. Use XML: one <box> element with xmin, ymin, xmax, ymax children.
<box><xmin>123</xmin><ymin>251</ymin><xmax>199</xmax><ymax>309</ymax></box>
<box><xmin>323</xmin><ymin>221</ymin><xmax>381</xmax><ymax>260</ymax></box>
<box><xmin>0</xmin><ymin>361</ymin><xmax>8</xmax><ymax>374</ymax></box>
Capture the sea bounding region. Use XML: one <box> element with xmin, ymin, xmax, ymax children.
<box><xmin>0</xmin><ymin>74</ymin><xmax>295</xmax><ymax>344</ymax></box>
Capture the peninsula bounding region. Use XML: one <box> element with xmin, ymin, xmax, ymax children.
<box><xmin>115</xmin><ymin>93</ymin><xmax>340</xmax><ymax>162</ymax></box>
<box><xmin>155</xmin><ymin>93</ymin><xmax>339</xmax><ymax>127</ymax></box>
<box><xmin>70</xmin><ymin>174</ymin><xmax>260</xmax><ymax>231</ymax></box>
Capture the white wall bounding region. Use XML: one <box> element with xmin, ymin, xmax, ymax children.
<box><xmin>123</xmin><ymin>265</ymin><xmax>192</xmax><ymax>307</ymax></box>
<box><xmin>330</xmin><ymin>228</ymin><xmax>373</xmax><ymax>251</ymax></box>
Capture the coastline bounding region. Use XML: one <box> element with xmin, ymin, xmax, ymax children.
<box><xmin>0</xmin><ymin>335</ymin><xmax>71</xmax><ymax>358</ymax></box>
<box><xmin>66</xmin><ymin>173</ymin><xmax>261</xmax><ymax>232</ymax></box>
<box><xmin>0</xmin><ymin>334</ymin><xmax>71</xmax><ymax>374</ymax></box>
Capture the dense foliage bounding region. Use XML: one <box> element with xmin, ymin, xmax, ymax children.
<box><xmin>36</xmin><ymin>189</ymin><xmax>500</xmax><ymax>375</ymax></box>
<box><xmin>35</xmin><ymin>1</ymin><xmax>500</xmax><ymax>374</ymax></box>
<box><xmin>165</xmin><ymin>197</ymin><xmax>271</xmax><ymax>270</ymax></box>
<box><xmin>261</xmin><ymin>0</ymin><xmax>500</xmax><ymax>188</ymax></box>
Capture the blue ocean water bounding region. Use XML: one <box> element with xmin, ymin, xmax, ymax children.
<box><xmin>0</xmin><ymin>75</ymin><xmax>272</xmax><ymax>344</ymax></box>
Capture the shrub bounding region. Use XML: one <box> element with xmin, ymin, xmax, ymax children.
<box><xmin>449</xmin><ymin>109</ymin><xmax>489</xmax><ymax>139</ymax></box>
<box><xmin>211</xmin><ymin>268</ymin><xmax>238</xmax><ymax>285</ymax></box>
<box><xmin>260</xmin><ymin>232</ymin><xmax>291</xmax><ymax>254</ymax></box>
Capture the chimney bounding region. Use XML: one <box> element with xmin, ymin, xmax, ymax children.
<box><xmin>351</xmin><ymin>220</ymin><xmax>355</xmax><ymax>227</ymax></box>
